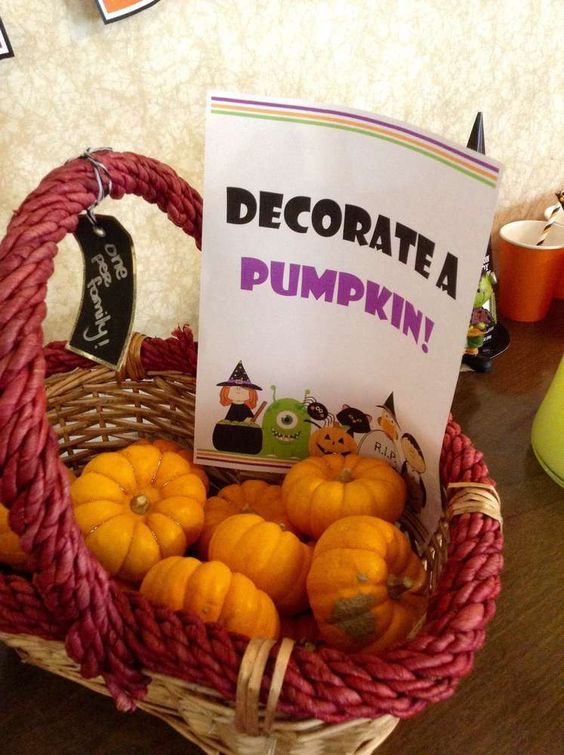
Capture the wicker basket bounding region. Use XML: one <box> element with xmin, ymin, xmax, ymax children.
<box><xmin>0</xmin><ymin>151</ymin><xmax>504</xmax><ymax>755</ymax></box>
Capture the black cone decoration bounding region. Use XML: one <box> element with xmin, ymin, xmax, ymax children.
<box><xmin>462</xmin><ymin>113</ymin><xmax>510</xmax><ymax>373</ymax></box>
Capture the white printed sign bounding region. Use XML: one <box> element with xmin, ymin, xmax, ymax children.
<box><xmin>194</xmin><ymin>92</ymin><xmax>502</xmax><ymax>539</ymax></box>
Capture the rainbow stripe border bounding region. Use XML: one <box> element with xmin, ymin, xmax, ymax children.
<box><xmin>210</xmin><ymin>95</ymin><xmax>500</xmax><ymax>188</ymax></box>
<box><xmin>196</xmin><ymin>448</ymin><xmax>294</xmax><ymax>472</ymax></box>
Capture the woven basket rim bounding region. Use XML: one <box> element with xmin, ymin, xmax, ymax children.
<box><xmin>38</xmin><ymin>356</ymin><xmax>502</xmax><ymax>723</ymax></box>
<box><xmin>0</xmin><ymin>150</ymin><xmax>503</xmax><ymax>729</ymax></box>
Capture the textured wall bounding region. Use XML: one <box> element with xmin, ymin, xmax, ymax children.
<box><xmin>1</xmin><ymin>0</ymin><xmax>561</xmax><ymax>342</ymax></box>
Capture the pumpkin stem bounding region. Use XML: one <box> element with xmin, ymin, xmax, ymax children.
<box><xmin>387</xmin><ymin>575</ymin><xmax>414</xmax><ymax>600</ymax></box>
<box><xmin>130</xmin><ymin>494</ymin><xmax>151</xmax><ymax>515</ymax></box>
<box><xmin>337</xmin><ymin>467</ymin><xmax>354</xmax><ymax>483</ymax></box>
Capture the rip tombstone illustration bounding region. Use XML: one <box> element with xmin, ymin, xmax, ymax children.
<box><xmin>212</xmin><ymin>361</ymin><xmax>264</xmax><ymax>454</ymax></box>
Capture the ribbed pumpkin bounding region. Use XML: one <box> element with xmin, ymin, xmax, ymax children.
<box><xmin>134</xmin><ymin>438</ymin><xmax>209</xmax><ymax>493</ymax></box>
<box><xmin>0</xmin><ymin>502</ymin><xmax>29</xmax><ymax>570</ymax></box>
<box><xmin>197</xmin><ymin>479</ymin><xmax>294</xmax><ymax>558</ymax></box>
<box><xmin>0</xmin><ymin>466</ymin><xmax>75</xmax><ymax>571</ymax></box>
<box><xmin>70</xmin><ymin>442</ymin><xmax>206</xmax><ymax>582</ymax></box>
<box><xmin>140</xmin><ymin>555</ymin><xmax>280</xmax><ymax>640</ymax></box>
<box><xmin>65</xmin><ymin>466</ymin><xmax>77</xmax><ymax>483</ymax></box>
<box><xmin>282</xmin><ymin>454</ymin><xmax>406</xmax><ymax>539</ymax></box>
<box><xmin>208</xmin><ymin>513</ymin><xmax>313</xmax><ymax>615</ymax></box>
<box><xmin>307</xmin><ymin>515</ymin><xmax>428</xmax><ymax>654</ymax></box>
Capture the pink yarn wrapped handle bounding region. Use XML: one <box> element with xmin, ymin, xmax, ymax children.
<box><xmin>0</xmin><ymin>151</ymin><xmax>203</xmax><ymax>708</ymax></box>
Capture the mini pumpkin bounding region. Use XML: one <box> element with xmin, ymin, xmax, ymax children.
<box><xmin>70</xmin><ymin>441</ymin><xmax>206</xmax><ymax>582</ymax></box>
<box><xmin>197</xmin><ymin>479</ymin><xmax>294</xmax><ymax>558</ymax></box>
<box><xmin>208</xmin><ymin>513</ymin><xmax>313</xmax><ymax>614</ymax></box>
<box><xmin>133</xmin><ymin>438</ymin><xmax>209</xmax><ymax>493</ymax></box>
<box><xmin>307</xmin><ymin>515</ymin><xmax>428</xmax><ymax>654</ymax></box>
<box><xmin>140</xmin><ymin>555</ymin><xmax>280</xmax><ymax>640</ymax></box>
<box><xmin>308</xmin><ymin>424</ymin><xmax>358</xmax><ymax>457</ymax></box>
<box><xmin>0</xmin><ymin>465</ymin><xmax>76</xmax><ymax>571</ymax></box>
<box><xmin>65</xmin><ymin>466</ymin><xmax>77</xmax><ymax>483</ymax></box>
<box><xmin>281</xmin><ymin>454</ymin><xmax>406</xmax><ymax>539</ymax></box>
<box><xmin>0</xmin><ymin>502</ymin><xmax>29</xmax><ymax>569</ymax></box>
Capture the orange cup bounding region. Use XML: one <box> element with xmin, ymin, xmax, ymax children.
<box><xmin>554</xmin><ymin>263</ymin><xmax>564</xmax><ymax>300</ymax></box>
<box><xmin>498</xmin><ymin>220</ymin><xmax>564</xmax><ymax>322</ymax></box>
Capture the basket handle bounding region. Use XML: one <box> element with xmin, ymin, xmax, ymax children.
<box><xmin>0</xmin><ymin>150</ymin><xmax>203</xmax><ymax>708</ymax></box>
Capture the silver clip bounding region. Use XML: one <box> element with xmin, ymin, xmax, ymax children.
<box><xmin>76</xmin><ymin>147</ymin><xmax>114</xmax><ymax>237</ymax></box>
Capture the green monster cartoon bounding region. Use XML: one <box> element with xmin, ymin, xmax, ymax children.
<box><xmin>464</xmin><ymin>271</ymin><xmax>497</xmax><ymax>358</ymax></box>
<box><xmin>261</xmin><ymin>386</ymin><xmax>312</xmax><ymax>459</ymax></box>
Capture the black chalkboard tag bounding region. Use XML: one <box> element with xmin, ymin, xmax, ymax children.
<box><xmin>67</xmin><ymin>214</ymin><xmax>136</xmax><ymax>371</ymax></box>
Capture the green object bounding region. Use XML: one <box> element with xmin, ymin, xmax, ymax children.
<box><xmin>261</xmin><ymin>387</ymin><xmax>312</xmax><ymax>459</ymax></box>
<box><xmin>531</xmin><ymin>356</ymin><xmax>564</xmax><ymax>487</ymax></box>
<box><xmin>474</xmin><ymin>272</ymin><xmax>496</xmax><ymax>309</ymax></box>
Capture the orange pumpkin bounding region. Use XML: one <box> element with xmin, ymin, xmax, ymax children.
<box><xmin>197</xmin><ymin>479</ymin><xmax>294</xmax><ymax>558</ymax></box>
<box><xmin>307</xmin><ymin>515</ymin><xmax>427</xmax><ymax>653</ymax></box>
<box><xmin>0</xmin><ymin>465</ymin><xmax>76</xmax><ymax>571</ymax></box>
<box><xmin>0</xmin><ymin>502</ymin><xmax>29</xmax><ymax>569</ymax></box>
<box><xmin>308</xmin><ymin>424</ymin><xmax>357</xmax><ymax>457</ymax></box>
<box><xmin>133</xmin><ymin>438</ymin><xmax>209</xmax><ymax>493</ymax></box>
<box><xmin>140</xmin><ymin>555</ymin><xmax>280</xmax><ymax>640</ymax></box>
<box><xmin>70</xmin><ymin>441</ymin><xmax>206</xmax><ymax>582</ymax></box>
<box><xmin>208</xmin><ymin>513</ymin><xmax>313</xmax><ymax>615</ymax></box>
<box><xmin>65</xmin><ymin>466</ymin><xmax>77</xmax><ymax>483</ymax></box>
<box><xmin>282</xmin><ymin>454</ymin><xmax>406</xmax><ymax>539</ymax></box>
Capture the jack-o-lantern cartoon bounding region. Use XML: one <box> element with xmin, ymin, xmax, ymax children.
<box><xmin>308</xmin><ymin>424</ymin><xmax>358</xmax><ymax>456</ymax></box>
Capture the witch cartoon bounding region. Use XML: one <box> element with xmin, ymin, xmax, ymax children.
<box><xmin>357</xmin><ymin>392</ymin><xmax>402</xmax><ymax>471</ymax></box>
<box><xmin>400</xmin><ymin>432</ymin><xmax>427</xmax><ymax>513</ymax></box>
<box><xmin>212</xmin><ymin>362</ymin><xmax>264</xmax><ymax>454</ymax></box>
<box><xmin>376</xmin><ymin>393</ymin><xmax>401</xmax><ymax>441</ymax></box>
<box><xmin>218</xmin><ymin>361</ymin><xmax>261</xmax><ymax>421</ymax></box>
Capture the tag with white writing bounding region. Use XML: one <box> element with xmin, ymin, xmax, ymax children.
<box><xmin>67</xmin><ymin>214</ymin><xmax>136</xmax><ymax>370</ymax></box>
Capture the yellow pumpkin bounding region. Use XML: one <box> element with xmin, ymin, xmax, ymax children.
<box><xmin>65</xmin><ymin>466</ymin><xmax>77</xmax><ymax>483</ymax></box>
<box><xmin>197</xmin><ymin>479</ymin><xmax>294</xmax><ymax>558</ymax></box>
<box><xmin>0</xmin><ymin>502</ymin><xmax>29</xmax><ymax>569</ymax></box>
<box><xmin>133</xmin><ymin>438</ymin><xmax>209</xmax><ymax>493</ymax></box>
<box><xmin>307</xmin><ymin>515</ymin><xmax>427</xmax><ymax>653</ymax></box>
<box><xmin>70</xmin><ymin>441</ymin><xmax>206</xmax><ymax>582</ymax></box>
<box><xmin>208</xmin><ymin>513</ymin><xmax>313</xmax><ymax>614</ymax></box>
<box><xmin>281</xmin><ymin>454</ymin><xmax>406</xmax><ymax>539</ymax></box>
<box><xmin>0</xmin><ymin>465</ymin><xmax>76</xmax><ymax>571</ymax></box>
<box><xmin>140</xmin><ymin>556</ymin><xmax>280</xmax><ymax>640</ymax></box>
<box><xmin>308</xmin><ymin>424</ymin><xmax>358</xmax><ymax>457</ymax></box>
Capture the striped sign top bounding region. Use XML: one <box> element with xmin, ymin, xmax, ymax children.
<box><xmin>210</xmin><ymin>95</ymin><xmax>500</xmax><ymax>188</ymax></box>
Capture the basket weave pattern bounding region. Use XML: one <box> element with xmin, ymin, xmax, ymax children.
<box><xmin>0</xmin><ymin>152</ymin><xmax>503</xmax><ymax>744</ymax></box>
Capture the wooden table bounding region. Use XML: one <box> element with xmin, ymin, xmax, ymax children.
<box><xmin>1</xmin><ymin>302</ymin><xmax>563</xmax><ymax>755</ymax></box>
